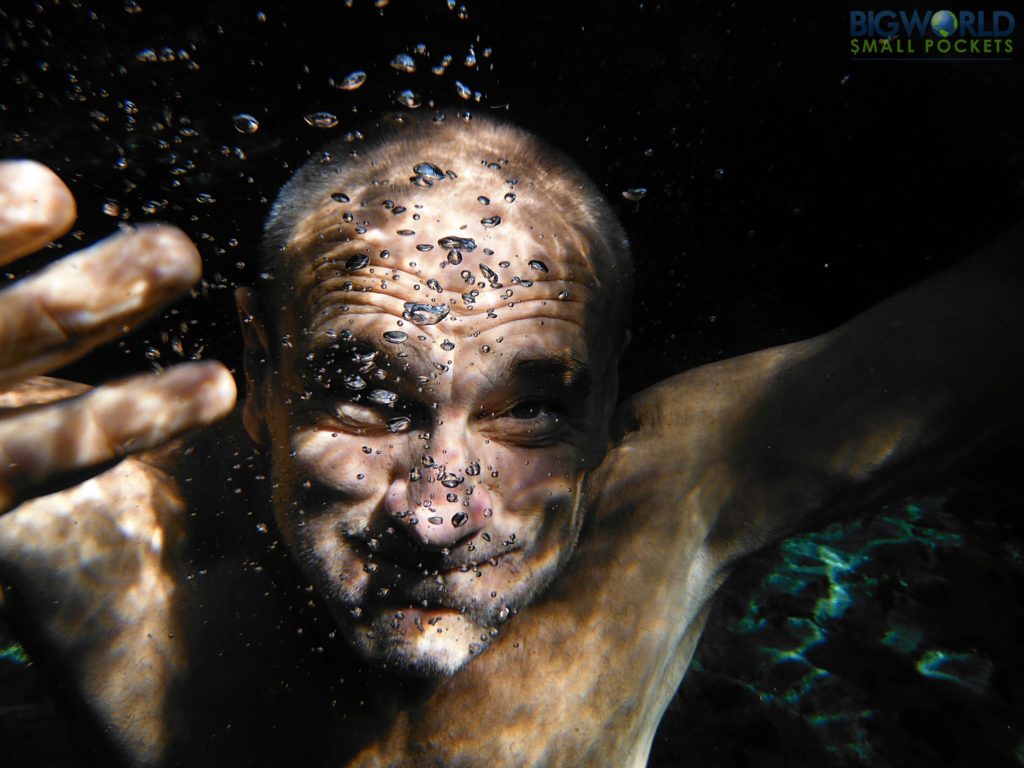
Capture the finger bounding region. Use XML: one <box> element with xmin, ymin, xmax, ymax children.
<box><xmin>0</xmin><ymin>361</ymin><xmax>236</xmax><ymax>513</ymax></box>
<box><xmin>0</xmin><ymin>224</ymin><xmax>201</xmax><ymax>388</ymax></box>
<box><xmin>0</xmin><ymin>160</ymin><xmax>76</xmax><ymax>266</ymax></box>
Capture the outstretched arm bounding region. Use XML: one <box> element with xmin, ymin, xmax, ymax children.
<box><xmin>619</xmin><ymin>221</ymin><xmax>1024</xmax><ymax>564</ymax></box>
<box><xmin>0</xmin><ymin>160</ymin><xmax>236</xmax><ymax>764</ymax></box>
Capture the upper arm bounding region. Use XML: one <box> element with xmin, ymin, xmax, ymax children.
<box><xmin>612</xmin><ymin>227</ymin><xmax>1024</xmax><ymax>564</ymax></box>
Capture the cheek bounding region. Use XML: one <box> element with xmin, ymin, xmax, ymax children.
<box><xmin>277</xmin><ymin>423</ymin><xmax>400</xmax><ymax>503</ymax></box>
<box><xmin>486</xmin><ymin>444</ymin><xmax>582</xmax><ymax>526</ymax></box>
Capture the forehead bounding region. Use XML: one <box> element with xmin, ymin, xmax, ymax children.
<box><xmin>281</xmin><ymin>150</ymin><xmax>601</xmax><ymax>365</ymax></box>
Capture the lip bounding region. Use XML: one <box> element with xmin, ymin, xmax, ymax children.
<box><xmin>343</xmin><ymin>531</ymin><xmax>521</xmax><ymax>575</ymax></box>
<box><xmin>343</xmin><ymin>536</ymin><xmax>523</xmax><ymax>609</ymax></box>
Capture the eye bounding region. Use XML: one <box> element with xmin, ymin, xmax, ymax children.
<box><xmin>508</xmin><ymin>401</ymin><xmax>553</xmax><ymax>420</ymax></box>
<box><xmin>335</xmin><ymin>401</ymin><xmax>387</xmax><ymax>427</ymax></box>
<box><xmin>487</xmin><ymin>399</ymin><xmax>565</xmax><ymax>446</ymax></box>
<box><xmin>318</xmin><ymin>396</ymin><xmax>428</xmax><ymax>436</ymax></box>
<box><xmin>307</xmin><ymin>400</ymin><xmax>389</xmax><ymax>435</ymax></box>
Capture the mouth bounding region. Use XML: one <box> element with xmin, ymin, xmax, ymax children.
<box><xmin>341</xmin><ymin>536</ymin><xmax>524</xmax><ymax>622</ymax></box>
<box><xmin>343</xmin><ymin>528</ymin><xmax>521</xmax><ymax>577</ymax></box>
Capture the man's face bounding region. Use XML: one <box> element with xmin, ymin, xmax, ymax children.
<box><xmin>246</xmin><ymin>169</ymin><xmax>617</xmax><ymax>674</ymax></box>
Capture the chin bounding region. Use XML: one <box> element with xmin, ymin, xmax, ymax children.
<box><xmin>342</xmin><ymin>606</ymin><xmax>492</xmax><ymax>676</ymax></box>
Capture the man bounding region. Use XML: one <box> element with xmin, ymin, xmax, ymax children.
<box><xmin>0</xmin><ymin>112</ymin><xmax>1021</xmax><ymax>766</ymax></box>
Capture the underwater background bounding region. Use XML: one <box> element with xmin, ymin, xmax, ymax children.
<box><xmin>1</xmin><ymin>1</ymin><xmax>1023</xmax><ymax>765</ymax></box>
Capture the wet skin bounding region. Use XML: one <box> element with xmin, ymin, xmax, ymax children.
<box><xmin>2</xmin><ymin>125</ymin><xmax>1023</xmax><ymax>766</ymax></box>
<box><xmin>244</xmin><ymin>178</ymin><xmax>619</xmax><ymax>674</ymax></box>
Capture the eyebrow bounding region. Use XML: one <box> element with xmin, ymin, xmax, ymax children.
<box><xmin>301</xmin><ymin>338</ymin><xmax>591</xmax><ymax>399</ymax></box>
<box><xmin>504</xmin><ymin>351</ymin><xmax>592</xmax><ymax>394</ymax></box>
<box><xmin>301</xmin><ymin>335</ymin><xmax>415</xmax><ymax>385</ymax></box>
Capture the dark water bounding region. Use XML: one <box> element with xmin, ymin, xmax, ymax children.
<box><xmin>1</xmin><ymin>1</ymin><xmax>1022</xmax><ymax>765</ymax></box>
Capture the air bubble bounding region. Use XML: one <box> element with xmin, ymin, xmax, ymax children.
<box><xmin>622</xmin><ymin>187</ymin><xmax>647</xmax><ymax>202</ymax></box>
<box><xmin>383</xmin><ymin>330</ymin><xmax>408</xmax><ymax>343</ymax></box>
<box><xmin>414</xmin><ymin>162</ymin><xmax>446</xmax><ymax>180</ymax></box>
<box><xmin>440</xmin><ymin>473</ymin><xmax>464</xmax><ymax>488</ymax></box>
<box><xmin>304</xmin><ymin>112</ymin><xmax>339</xmax><ymax>129</ymax></box>
<box><xmin>439</xmin><ymin>235</ymin><xmax>476</xmax><ymax>251</ymax></box>
<box><xmin>368</xmin><ymin>389</ymin><xmax>398</xmax><ymax>407</ymax></box>
<box><xmin>331</xmin><ymin>192</ymin><xmax>351</xmax><ymax>203</ymax></box>
<box><xmin>336</xmin><ymin>71</ymin><xmax>367</xmax><ymax>90</ymax></box>
<box><xmin>388</xmin><ymin>416</ymin><xmax>412</xmax><ymax>433</ymax></box>
<box><xmin>390</xmin><ymin>53</ymin><xmax>416</xmax><ymax>73</ymax></box>
<box><xmin>346</xmin><ymin>253</ymin><xmax>370</xmax><ymax>271</ymax></box>
<box><xmin>397</xmin><ymin>90</ymin><xmax>422</xmax><ymax>108</ymax></box>
<box><xmin>403</xmin><ymin>302</ymin><xmax>450</xmax><ymax>325</ymax></box>
<box><xmin>232</xmin><ymin>113</ymin><xmax>260</xmax><ymax>134</ymax></box>
<box><xmin>344</xmin><ymin>375</ymin><xmax>367</xmax><ymax>391</ymax></box>
<box><xmin>528</xmin><ymin>259</ymin><xmax>548</xmax><ymax>272</ymax></box>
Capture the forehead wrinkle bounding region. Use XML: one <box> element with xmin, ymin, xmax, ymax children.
<box><xmin>309</xmin><ymin>259</ymin><xmax>434</xmax><ymax>300</ymax></box>
<box><xmin>302</xmin><ymin>261</ymin><xmax>594</xmax><ymax>321</ymax></box>
<box><xmin>303</xmin><ymin>295</ymin><xmax>591</xmax><ymax>352</ymax></box>
<box><xmin>295</xmin><ymin>215</ymin><xmax>601</xmax><ymax>285</ymax></box>
<box><xmin>303</xmin><ymin>287</ymin><xmax>444</xmax><ymax>329</ymax></box>
<box><xmin>302</xmin><ymin>323</ymin><xmax>435</xmax><ymax>381</ymax></box>
<box><xmin>305</xmin><ymin>290</ymin><xmax>593</xmax><ymax>337</ymax></box>
<box><xmin>285</xmin><ymin>174</ymin><xmax>604</xmax><ymax>286</ymax></box>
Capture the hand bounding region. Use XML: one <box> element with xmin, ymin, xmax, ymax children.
<box><xmin>0</xmin><ymin>160</ymin><xmax>236</xmax><ymax>513</ymax></box>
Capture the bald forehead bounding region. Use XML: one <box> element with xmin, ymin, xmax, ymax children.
<box><xmin>262</xmin><ymin>115</ymin><xmax>631</xmax><ymax>367</ymax></box>
<box><xmin>282</xmin><ymin>126</ymin><xmax>601</xmax><ymax>334</ymax></box>
<box><xmin>294</xmin><ymin>182</ymin><xmax>594</xmax><ymax>320</ymax></box>
<box><xmin>287</xmin><ymin>128</ymin><xmax>597</xmax><ymax>273</ymax></box>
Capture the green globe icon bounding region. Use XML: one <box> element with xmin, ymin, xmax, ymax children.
<box><xmin>931</xmin><ymin>10</ymin><xmax>958</xmax><ymax>37</ymax></box>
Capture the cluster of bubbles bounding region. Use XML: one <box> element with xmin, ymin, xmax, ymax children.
<box><xmin>387</xmin><ymin>40</ymin><xmax>490</xmax><ymax>109</ymax></box>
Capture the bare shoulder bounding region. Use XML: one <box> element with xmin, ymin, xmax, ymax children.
<box><xmin>589</xmin><ymin>340</ymin><xmax>819</xmax><ymax>544</ymax></box>
<box><xmin>611</xmin><ymin>341</ymin><xmax>817</xmax><ymax>457</ymax></box>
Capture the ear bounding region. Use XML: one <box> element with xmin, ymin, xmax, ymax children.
<box><xmin>235</xmin><ymin>287</ymin><xmax>271</xmax><ymax>445</ymax></box>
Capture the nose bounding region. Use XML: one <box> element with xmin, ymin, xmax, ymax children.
<box><xmin>384</xmin><ymin>445</ymin><xmax>491</xmax><ymax>551</ymax></box>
